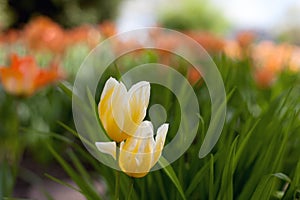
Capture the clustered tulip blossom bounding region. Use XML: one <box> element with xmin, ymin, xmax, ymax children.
<box><xmin>0</xmin><ymin>54</ymin><xmax>64</xmax><ymax>97</ymax></box>
<box><xmin>95</xmin><ymin>77</ymin><xmax>168</xmax><ymax>178</ymax></box>
<box><xmin>1</xmin><ymin>17</ymin><xmax>300</xmax><ymax>87</ymax></box>
<box><xmin>0</xmin><ymin>16</ymin><xmax>116</xmax><ymax>54</ymax></box>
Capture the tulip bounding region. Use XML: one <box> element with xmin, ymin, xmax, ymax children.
<box><xmin>99</xmin><ymin>21</ymin><xmax>117</xmax><ymax>38</ymax></box>
<box><xmin>289</xmin><ymin>48</ymin><xmax>300</xmax><ymax>72</ymax></box>
<box><xmin>98</xmin><ymin>77</ymin><xmax>150</xmax><ymax>142</ymax></box>
<box><xmin>65</xmin><ymin>25</ymin><xmax>101</xmax><ymax>48</ymax></box>
<box><xmin>0</xmin><ymin>54</ymin><xmax>64</xmax><ymax>97</ymax></box>
<box><xmin>186</xmin><ymin>31</ymin><xmax>225</xmax><ymax>53</ymax></box>
<box><xmin>188</xmin><ymin>67</ymin><xmax>202</xmax><ymax>85</ymax></box>
<box><xmin>24</xmin><ymin>16</ymin><xmax>66</xmax><ymax>53</ymax></box>
<box><xmin>96</xmin><ymin>121</ymin><xmax>168</xmax><ymax>178</ymax></box>
<box><xmin>223</xmin><ymin>40</ymin><xmax>242</xmax><ymax>60</ymax></box>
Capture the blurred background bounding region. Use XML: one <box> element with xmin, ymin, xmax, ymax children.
<box><xmin>1</xmin><ymin>0</ymin><xmax>300</xmax><ymax>199</ymax></box>
<box><xmin>1</xmin><ymin>0</ymin><xmax>300</xmax><ymax>43</ymax></box>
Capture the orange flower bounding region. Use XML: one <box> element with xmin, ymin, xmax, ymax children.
<box><xmin>251</xmin><ymin>41</ymin><xmax>293</xmax><ymax>87</ymax></box>
<box><xmin>154</xmin><ymin>33</ymin><xmax>181</xmax><ymax>66</ymax></box>
<box><xmin>188</xmin><ymin>67</ymin><xmax>202</xmax><ymax>85</ymax></box>
<box><xmin>0</xmin><ymin>29</ymin><xmax>20</xmax><ymax>45</ymax></box>
<box><xmin>254</xmin><ymin>67</ymin><xmax>276</xmax><ymax>88</ymax></box>
<box><xmin>99</xmin><ymin>21</ymin><xmax>117</xmax><ymax>38</ymax></box>
<box><xmin>224</xmin><ymin>40</ymin><xmax>242</xmax><ymax>60</ymax></box>
<box><xmin>185</xmin><ymin>31</ymin><xmax>225</xmax><ymax>53</ymax></box>
<box><xmin>24</xmin><ymin>16</ymin><xmax>66</xmax><ymax>54</ymax></box>
<box><xmin>65</xmin><ymin>25</ymin><xmax>101</xmax><ymax>48</ymax></box>
<box><xmin>0</xmin><ymin>54</ymin><xmax>64</xmax><ymax>96</ymax></box>
<box><xmin>289</xmin><ymin>47</ymin><xmax>300</xmax><ymax>72</ymax></box>
<box><xmin>252</xmin><ymin>41</ymin><xmax>291</xmax><ymax>73</ymax></box>
<box><xmin>236</xmin><ymin>31</ymin><xmax>255</xmax><ymax>49</ymax></box>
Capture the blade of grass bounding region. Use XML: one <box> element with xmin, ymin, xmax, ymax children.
<box><xmin>217</xmin><ymin>136</ymin><xmax>238</xmax><ymax>200</ymax></box>
<box><xmin>47</xmin><ymin>144</ymin><xmax>102</xmax><ymax>200</ymax></box>
<box><xmin>233</xmin><ymin>119</ymin><xmax>260</xmax><ymax>169</ymax></box>
<box><xmin>209</xmin><ymin>154</ymin><xmax>214</xmax><ymax>200</ymax></box>
<box><xmin>44</xmin><ymin>173</ymin><xmax>81</xmax><ymax>193</ymax></box>
<box><xmin>159</xmin><ymin>157</ymin><xmax>186</xmax><ymax>200</ymax></box>
<box><xmin>250</xmin><ymin>173</ymin><xmax>291</xmax><ymax>200</ymax></box>
<box><xmin>185</xmin><ymin>153</ymin><xmax>220</xmax><ymax>196</ymax></box>
<box><xmin>58</xmin><ymin>82</ymin><xmax>73</xmax><ymax>98</ymax></box>
<box><xmin>153</xmin><ymin>171</ymin><xmax>168</xmax><ymax>200</ymax></box>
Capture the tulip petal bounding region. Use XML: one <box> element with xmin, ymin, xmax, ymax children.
<box><xmin>156</xmin><ymin>123</ymin><xmax>169</xmax><ymax>146</ymax></box>
<box><xmin>136</xmin><ymin>121</ymin><xmax>155</xmax><ymax>164</ymax></box>
<box><xmin>119</xmin><ymin>121</ymin><xmax>156</xmax><ymax>177</ymax></box>
<box><xmin>127</xmin><ymin>81</ymin><xmax>150</xmax><ymax>125</ymax></box>
<box><xmin>98</xmin><ymin>78</ymin><xmax>151</xmax><ymax>142</ymax></box>
<box><xmin>99</xmin><ymin>77</ymin><xmax>130</xmax><ymax>142</ymax></box>
<box><xmin>119</xmin><ymin>138</ymin><xmax>153</xmax><ymax>176</ymax></box>
<box><xmin>100</xmin><ymin>77</ymin><xmax>118</xmax><ymax>101</ymax></box>
<box><xmin>134</xmin><ymin>120</ymin><xmax>154</xmax><ymax>138</ymax></box>
<box><xmin>111</xmin><ymin>81</ymin><xmax>127</xmax><ymax>126</ymax></box>
<box><xmin>95</xmin><ymin>141</ymin><xmax>117</xmax><ymax>159</ymax></box>
<box><xmin>152</xmin><ymin>123</ymin><xmax>169</xmax><ymax>166</ymax></box>
<box><xmin>98</xmin><ymin>78</ymin><xmax>119</xmax><ymax>139</ymax></box>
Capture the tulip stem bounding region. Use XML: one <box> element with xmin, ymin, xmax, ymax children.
<box><xmin>115</xmin><ymin>170</ymin><xmax>120</xmax><ymax>200</ymax></box>
<box><xmin>127</xmin><ymin>178</ymin><xmax>134</xmax><ymax>200</ymax></box>
<box><xmin>114</xmin><ymin>62</ymin><xmax>122</xmax><ymax>81</ymax></box>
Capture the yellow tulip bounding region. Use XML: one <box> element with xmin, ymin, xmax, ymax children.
<box><xmin>96</xmin><ymin>121</ymin><xmax>168</xmax><ymax>178</ymax></box>
<box><xmin>98</xmin><ymin>77</ymin><xmax>150</xmax><ymax>142</ymax></box>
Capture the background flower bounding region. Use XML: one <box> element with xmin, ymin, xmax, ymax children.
<box><xmin>0</xmin><ymin>54</ymin><xmax>64</xmax><ymax>96</ymax></box>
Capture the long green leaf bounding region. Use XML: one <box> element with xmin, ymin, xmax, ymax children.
<box><xmin>159</xmin><ymin>157</ymin><xmax>187</xmax><ymax>200</ymax></box>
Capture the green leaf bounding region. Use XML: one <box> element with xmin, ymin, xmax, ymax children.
<box><xmin>159</xmin><ymin>157</ymin><xmax>187</xmax><ymax>200</ymax></box>
<box><xmin>185</xmin><ymin>153</ymin><xmax>220</xmax><ymax>196</ymax></box>
<box><xmin>44</xmin><ymin>173</ymin><xmax>81</xmax><ymax>193</ymax></box>
<box><xmin>209</xmin><ymin>154</ymin><xmax>214</xmax><ymax>200</ymax></box>
<box><xmin>58</xmin><ymin>81</ymin><xmax>73</xmax><ymax>98</ymax></box>
<box><xmin>217</xmin><ymin>136</ymin><xmax>238</xmax><ymax>200</ymax></box>
<box><xmin>234</xmin><ymin>119</ymin><xmax>260</xmax><ymax>169</ymax></box>
<box><xmin>251</xmin><ymin>173</ymin><xmax>291</xmax><ymax>200</ymax></box>
<box><xmin>154</xmin><ymin>171</ymin><xmax>168</xmax><ymax>200</ymax></box>
<box><xmin>46</xmin><ymin>144</ymin><xmax>102</xmax><ymax>200</ymax></box>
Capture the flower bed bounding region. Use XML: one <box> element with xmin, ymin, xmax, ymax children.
<box><xmin>0</xmin><ymin>16</ymin><xmax>300</xmax><ymax>200</ymax></box>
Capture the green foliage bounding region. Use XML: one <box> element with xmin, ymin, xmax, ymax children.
<box><xmin>158</xmin><ymin>0</ymin><xmax>230</xmax><ymax>33</ymax></box>
<box><xmin>1</xmin><ymin>38</ymin><xmax>300</xmax><ymax>199</ymax></box>
<box><xmin>41</xmin><ymin>51</ymin><xmax>300</xmax><ymax>200</ymax></box>
<box><xmin>5</xmin><ymin>0</ymin><xmax>121</xmax><ymax>28</ymax></box>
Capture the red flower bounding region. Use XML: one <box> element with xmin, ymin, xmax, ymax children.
<box><xmin>0</xmin><ymin>54</ymin><xmax>64</xmax><ymax>96</ymax></box>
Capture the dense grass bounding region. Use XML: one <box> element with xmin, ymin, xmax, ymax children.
<box><xmin>0</xmin><ymin>29</ymin><xmax>299</xmax><ymax>198</ymax></box>
<box><xmin>44</xmin><ymin>50</ymin><xmax>300</xmax><ymax>200</ymax></box>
